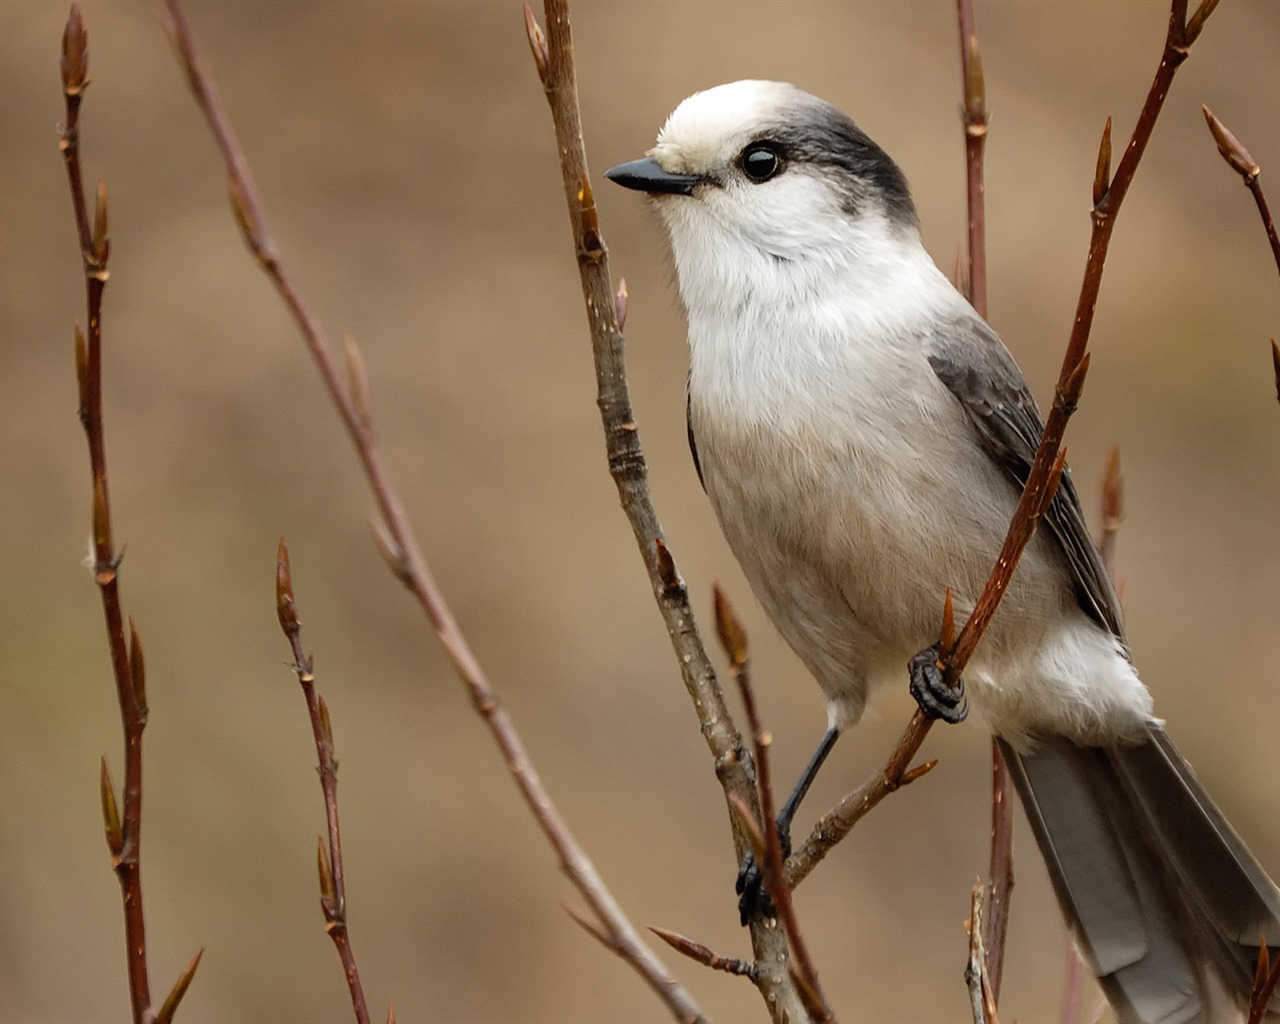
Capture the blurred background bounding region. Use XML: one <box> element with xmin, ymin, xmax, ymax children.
<box><xmin>3</xmin><ymin>2</ymin><xmax>1280</xmax><ymax>1021</ymax></box>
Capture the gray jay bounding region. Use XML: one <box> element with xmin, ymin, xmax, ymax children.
<box><xmin>605</xmin><ymin>80</ymin><xmax>1280</xmax><ymax>1024</ymax></box>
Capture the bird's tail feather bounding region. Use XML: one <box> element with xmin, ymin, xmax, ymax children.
<box><xmin>999</xmin><ymin>728</ymin><xmax>1280</xmax><ymax>1024</ymax></box>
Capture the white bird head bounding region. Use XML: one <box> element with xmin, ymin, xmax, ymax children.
<box><xmin>606</xmin><ymin>80</ymin><xmax>922</xmax><ymax>313</ymax></box>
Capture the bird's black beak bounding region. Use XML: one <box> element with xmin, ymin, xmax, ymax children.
<box><xmin>604</xmin><ymin>157</ymin><xmax>702</xmax><ymax>196</ymax></box>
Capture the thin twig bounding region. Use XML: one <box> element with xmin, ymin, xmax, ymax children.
<box><xmin>275</xmin><ymin>539</ymin><xmax>372</xmax><ymax>1024</ymax></box>
<box><xmin>1201</xmin><ymin>105</ymin><xmax>1280</xmax><ymax>405</ymax></box>
<box><xmin>714</xmin><ymin>587</ymin><xmax>832</xmax><ymax>1024</ymax></box>
<box><xmin>965</xmin><ymin>885</ymin><xmax>1000</xmax><ymax>1024</ymax></box>
<box><xmin>1202</xmin><ymin>106</ymin><xmax>1280</xmax><ymax>279</ymax></box>
<box><xmin>955</xmin><ymin>0</ymin><xmax>1015</xmax><ymax>998</ymax></box>
<box><xmin>524</xmin><ymin>1</ymin><xmax>806</xmax><ymax>1019</ymax></box>
<box><xmin>650</xmin><ymin>927</ymin><xmax>755</xmax><ymax>979</ymax></box>
<box><xmin>60</xmin><ymin>8</ymin><xmax>158</xmax><ymax>1021</ymax></box>
<box><xmin>163</xmin><ymin>3</ymin><xmax>700</xmax><ymax>1021</ymax></box>
<box><xmin>789</xmin><ymin>0</ymin><xmax>1218</xmax><ymax>895</ymax></box>
<box><xmin>956</xmin><ymin>0</ymin><xmax>988</xmax><ymax>322</ymax></box>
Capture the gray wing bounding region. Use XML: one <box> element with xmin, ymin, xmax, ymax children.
<box><xmin>926</xmin><ymin>313</ymin><xmax>1125</xmax><ymax>640</ymax></box>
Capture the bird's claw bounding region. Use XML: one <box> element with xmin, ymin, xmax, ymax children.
<box><xmin>735</xmin><ymin>821</ymin><xmax>792</xmax><ymax>924</ymax></box>
<box><xmin>908</xmin><ymin>643</ymin><xmax>968</xmax><ymax>724</ymax></box>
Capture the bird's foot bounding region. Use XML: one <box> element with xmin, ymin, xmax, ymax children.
<box><xmin>908</xmin><ymin>643</ymin><xmax>968</xmax><ymax>724</ymax></box>
<box><xmin>735</xmin><ymin>820</ymin><xmax>792</xmax><ymax>924</ymax></box>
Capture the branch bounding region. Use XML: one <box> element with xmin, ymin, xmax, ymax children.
<box><xmin>60</xmin><ymin>8</ymin><xmax>162</xmax><ymax>1021</ymax></box>
<box><xmin>965</xmin><ymin>885</ymin><xmax>1000</xmax><ymax>1024</ymax></box>
<box><xmin>1202</xmin><ymin>106</ymin><xmax>1280</xmax><ymax>278</ymax></box>
<box><xmin>789</xmin><ymin>0</ymin><xmax>1218</xmax><ymax>896</ymax></box>
<box><xmin>713</xmin><ymin>588</ymin><xmax>832</xmax><ymax>1024</ymax></box>
<box><xmin>955</xmin><ymin>0</ymin><xmax>1015</xmax><ymax>999</ymax></box>
<box><xmin>524</xmin><ymin>1</ymin><xmax>807</xmax><ymax>1019</ymax></box>
<box><xmin>275</xmin><ymin>539</ymin><xmax>372</xmax><ymax>1024</ymax></box>
<box><xmin>1201</xmin><ymin>105</ymin><xmax>1280</xmax><ymax>404</ymax></box>
<box><xmin>162</xmin><ymin>4</ymin><xmax>701</xmax><ymax>1021</ymax></box>
<box><xmin>650</xmin><ymin>927</ymin><xmax>755</xmax><ymax>979</ymax></box>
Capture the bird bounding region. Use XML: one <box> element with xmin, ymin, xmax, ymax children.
<box><xmin>604</xmin><ymin>79</ymin><xmax>1280</xmax><ymax>1024</ymax></box>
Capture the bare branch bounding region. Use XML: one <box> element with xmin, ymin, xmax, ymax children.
<box><xmin>164</xmin><ymin>3</ymin><xmax>698</xmax><ymax>1020</ymax></box>
<box><xmin>714</xmin><ymin>587</ymin><xmax>832</xmax><ymax>1024</ymax></box>
<box><xmin>275</xmin><ymin>539</ymin><xmax>372</xmax><ymax>1024</ymax></box>
<box><xmin>59</xmin><ymin>7</ymin><xmax>155</xmax><ymax>1018</ymax></box>
<box><xmin>791</xmin><ymin>0</ymin><xmax>1216</xmax><ymax>900</ymax></box>
<box><xmin>964</xmin><ymin>885</ymin><xmax>1000</xmax><ymax>1024</ymax></box>
<box><xmin>955</xmin><ymin>0</ymin><xmax>1014</xmax><ymax>998</ymax></box>
<box><xmin>1201</xmin><ymin>106</ymin><xmax>1280</xmax><ymax>283</ymax></box>
<box><xmin>650</xmin><ymin>927</ymin><xmax>756</xmax><ymax>979</ymax></box>
<box><xmin>524</xmin><ymin>0</ymin><xmax>806</xmax><ymax>1017</ymax></box>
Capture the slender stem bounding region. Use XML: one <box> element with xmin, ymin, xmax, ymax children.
<box><xmin>789</xmin><ymin>0</ymin><xmax>1217</xmax><ymax>897</ymax></box>
<box><xmin>955</xmin><ymin>0</ymin><xmax>1014</xmax><ymax>998</ymax></box>
<box><xmin>714</xmin><ymin>588</ymin><xmax>832</xmax><ymax>1024</ymax></box>
<box><xmin>525</xmin><ymin>2</ymin><xmax>805</xmax><ymax>1018</ymax></box>
<box><xmin>164</xmin><ymin>4</ymin><xmax>702</xmax><ymax>1021</ymax></box>
<box><xmin>276</xmin><ymin>541</ymin><xmax>371</xmax><ymax>1024</ymax></box>
<box><xmin>59</xmin><ymin>8</ymin><xmax>151</xmax><ymax>1020</ymax></box>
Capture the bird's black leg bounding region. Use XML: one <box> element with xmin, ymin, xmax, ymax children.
<box><xmin>908</xmin><ymin>642</ymin><xmax>968</xmax><ymax>724</ymax></box>
<box><xmin>736</xmin><ymin>724</ymin><xmax>841</xmax><ymax>924</ymax></box>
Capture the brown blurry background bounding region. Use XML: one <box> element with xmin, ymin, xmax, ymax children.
<box><xmin>4</xmin><ymin>2</ymin><xmax>1280</xmax><ymax>1021</ymax></box>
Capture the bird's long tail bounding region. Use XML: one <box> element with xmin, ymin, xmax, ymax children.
<box><xmin>999</xmin><ymin>727</ymin><xmax>1280</xmax><ymax>1024</ymax></box>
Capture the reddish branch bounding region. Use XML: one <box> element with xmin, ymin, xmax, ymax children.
<box><xmin>964</xmin><ymin>885</ymin><xmax>1001</xmax><ymax>1024</ymax></box>
<box><xmin>650</xmin><ymin>927</ymin><xmax>755</xmax><ymax>978</ymax></box>
<box><xmin>713</xmin><ymin>588</ymin><xmax>832</xmax><ymax>1024</ymax></box>
<box><xmin>788</xmin><ymin>0</ymin><xmax>1219</xmax><ymax>896</ymax></box>
<box><xmin>1201</xmin><ymin>105</ymin><xmax>1280</xmax><ymax>405</ymax></box>
<box><xmin>1202</xmin><ymin>106</ymin><xmax>1280</xmax><ymax>279</ymax></box>
<box><xmin>275</xmin><ymin>540</ymin><xmax>371</xmax><ymax>1024</ymax></box>
<box><xmin>163</xmin><ymin>3</ymin><xmax>699</xmax><ymax>1021</ymax></box>
<box><xmin>60</xmin><ymin>7</ymin><xmax>201</xmax><ymax>1021</ymax></box>
<box><xmin>954</xmin><ymin>0</ymin><xmax>1015</xmax><ymax>998</ymax></box>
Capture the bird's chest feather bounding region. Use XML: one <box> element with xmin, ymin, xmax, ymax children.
<box><xmin>687</xmin><ymin>311</ymin><xmax>1017</xmax><ymax>659</ymax></box>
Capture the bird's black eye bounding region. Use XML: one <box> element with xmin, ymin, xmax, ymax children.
<box><xmin>740</xmin><ymin>144</ymin><xmax>784</xmax><ymax>183</ymax></box>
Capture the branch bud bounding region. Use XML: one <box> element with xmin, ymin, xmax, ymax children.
<box><xmin>317</xmin><ymin>836</ymin><xmax>337</xmax><ymax>913</ymax></box>
<box><xmin>91</xmin><ymin>475</ymin><xmax>113</xmax><ymax>569</ymax></box>
<box><xmin>578</xmin><ymin>174</ymin><xmax>604</xmax><ymax>259</ymax></box>
<box><xmin>1202</xmin><ymin>106</ymin><xmax>1260</xmax><ymax>182</ymax></box>
<box><xmin>614</xmin><ymin>278</ymin><xmax>629</xmax><ymax>331</ymax></box>
<box><xmin>74</xmin><ymin>323</ymin><xmax>89</xmax><ymax>414</ymax></box>
<box><xmin>654</xmin><ymin>536</ymin><xmax>679</xmax><ymax>593</ymax></box>
<box><xmin>962</xmin><ymin>34</ymin><xmax>987</xmax><ymax>130</ymax></box>
<box><xmin>275</xmin><ymin>536</ymin><xmax>300</xmax><ymax>636</ymax></box>
<box><xmin>129</xmin><ymin>617</ymin><xmax>148</xmax><ymax>722</ymax></box>
<box><xmin>1185</xmin><ymin>0</ymin><xmax>1221</xmax><ymax>45</ymax></box>
<box><xmin>92</xmin><ymin>179</ymin><xmax>109</xmax><ymax>264</ymax></box>
<box><xmin>712</xmin><ymin>583</ymin><xmax>749</xmax><ymax>670</ymax></box>
<box><xmin>523</xmin><ymin>4</ymin><xmax>549</xmax><ymax>84</ymax></box>
<box><xmin>343</xmin><ymin>336</ymin><xmax>374</xmax><ymax>436</ymax></box>
<box><xmin>100</xmin><ymin>756</ymin><xmax>123</xmax><ymax>856</ymax></box>
<box><xmin>154</xmin><ymin>947</ymin><xmax>204</xmax><ymax>1024</ymax></box>
<box><xmin>1093</xmin><ymin>118</ymin><xmax>1113</xmax><ymax>207</ymax></box>
<box><xmin>1058</xmin><ymin>351</ymin><xmax>1091</xmax><ymax>415</ymax></box>
<box><xmin>940</xmin><ymin>587</ymin><xmax>956</xmax><ymax>652</ymax></box>
<box><xmin>61</xmin><ymin>4</ymin><xmax>89</xmax><ymax>96</ymax></box>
